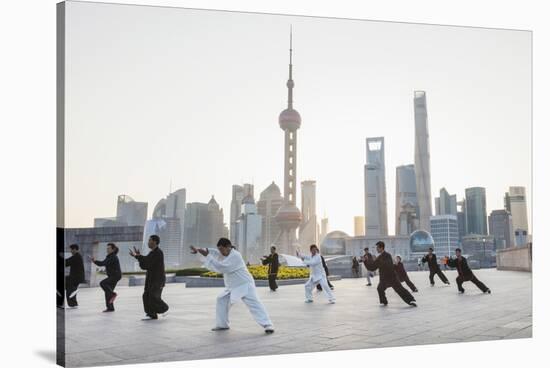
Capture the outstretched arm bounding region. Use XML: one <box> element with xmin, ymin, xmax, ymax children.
<box><xmin>302</xmin><ymin>254</ymin><xmax>321</xmax><ymax>266</ymax></box>
<box><xmin>203</xmin><ymin>252</ymin><xmax>243</xmax><ymax>274</ymax></box>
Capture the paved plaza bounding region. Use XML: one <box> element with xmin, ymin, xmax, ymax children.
<box><xmin>63</xmin><ymin>269</ymin><xmax>532</xmax><ymax>367</ymax></box>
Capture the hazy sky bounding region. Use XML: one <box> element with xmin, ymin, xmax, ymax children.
<box><xmin>64</xmin><ymin>1</ymin><xmax>532</xmax><ymax>235</ymax></box>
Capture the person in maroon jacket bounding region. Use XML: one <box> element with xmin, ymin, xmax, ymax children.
<box><xmin>394</xmin><ymin>256</ymin><xmax>418</xmax><ymax>292</ymax></box>
<box><xmin>447</xmin><ymin>248</ymin><xmax>491</xmax><ymax>294</ymax></box>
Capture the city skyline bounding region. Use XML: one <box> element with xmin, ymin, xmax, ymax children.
<box><xmin>65</xmin><ymin>3</ymin><xmax>531</xmax><ymax>235</ymax></box>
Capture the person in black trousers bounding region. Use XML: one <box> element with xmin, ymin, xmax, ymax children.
<box><xmin>394</xmin><ymin>255</ymin><xmax>418</xmax><ymax>292</ymax></box>
<box><xmin>316</xmin><ymin>255</ymin><xmax>334</xmax><ymax>291</ymax></box>
<box><xmin>447</xmin><ymin>248</ymin><xmax>491</xmax><ymax>294</ymax></box>
<box><xmin>130</xmin><ymin>235</ymin><xmax>169</xmax><ymax>320</ymax></box>
<box><xmin>421</xmin><ymin>247</ymin><xmax>450</xmax><ymax>286</ymax></box>
<box><xmin>261</xmin><ymin>246</ymin><xmax>280</xmax><ymax>291</ymax></box>
<box><xmin>65</xmin><ymin>244</ymin><xmax>85</xmax><ymax>308</ymax></box>
<box><xmin>365</xmin><ymin>241</ymin><xmax>417</xmax><ymax>307</ymax></box>
<box><xmin>90</xmin><ymin>243</ymin><xmax>122</xmax><ymax>312</ymax></box>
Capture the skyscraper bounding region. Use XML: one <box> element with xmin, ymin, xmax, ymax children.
<box><xmin>364</xmin><ymin>137</ymin><xmax>388</xmax><ymax>236</ymax></box>
<box><xmin>257</xmin><ymin>182</ymin><xmax>284</xmax><ymax>250</ymax></box>
<box><xmin>320</xmin><ymin>217</ymin><xmax>329</xmax><ymax>244</ymax></box>
<box><xmin>488</xmin><ymin>209</ymin><xmax>514</xmax><ymax>249</ymax></box>
<box><xmin>183</xmin><ymin>196</ymin><xmax>226</xmax><ymax>260</ymax></box>
<box><xmin>504</xmin><ymin>186</ymin><xmax>529</xmax><ymax>234</ymax></box>
<box><xmin>236</xmin><ymin>194</ymin><xmax>262</xmax><ymax>262</ymax></box>
<box><xmin>354</xmin><ymin>216</ymin><xmax>365</xmax><ymax>236</ymax></box>
<box><xmin>430</xmin><ymin>215</ymin><xmax>459</xmax><ymax>257</ymax></box>
<box><xmin>413</xmin><ymin>91</ymin><xmax>433</xmax><ymax>231</ymax></box>
<box><xmin>94</xmin><ymin>194</ymin><xmax>148</xmax><ymax>227</ymax></box>
<box><xmin>299</xmin><ymin>180</ymin><xmax>318</xmax><ymax>247</ymax></box>
<box><xmin>274</xmin><ymin>30</ymin><xmax>302</xmax><ymax>254</ymax></box>
<box><xmin>465</xmin><ymin>187</ymin><xmax>488</xmax><ymax>235</ymax></box>
<box><xmin>230</xmin><ymin>184</ymin><xmax>253</xmax><ymax>245</ymax></box>
<box><xmin>456</xmin><ymin>200</ymin><xmax>466</xmax><ymax>243</ymax></box>
<box><xmin>395</xmin><ymin>164</ymin><xmax>418</xmax><ymax>236</ymax></box>
<box><xmin>435</xmin><ymin>188</ymin><xmax>457</xmax><ymax>216</ymax></box>
<box><xmin>116</xmin><ymin>194</ymin><xmax>148</xmax><ymax>226</ymax></box>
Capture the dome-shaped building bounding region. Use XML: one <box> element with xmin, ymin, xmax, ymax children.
<box><xmin>410</xmin><ymin>230</ymin><xmax>435</xmax><ymax>254</ymax></box>
<box><xmin>321</xmin><ymin>230</ymin><xmax>349</xmax><ymax>255</ymax></box>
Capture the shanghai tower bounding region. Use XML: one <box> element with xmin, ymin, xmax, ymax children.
<box><xmin>414</xmin><ymin>91</ymin><xmax>433</xmax><ymax>231</ymax></box>
<box><xmin>275</xmin><ymin>29</ymin><xmax>302</xmax><ymax>254</ymax></box>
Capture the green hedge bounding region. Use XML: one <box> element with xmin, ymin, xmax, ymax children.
<box><xmin>174</xmin><ymin>267</ymin><xmax>209</xmax><ymax>277</ymax></box>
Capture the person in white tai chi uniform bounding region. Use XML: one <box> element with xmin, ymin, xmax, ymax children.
<box><xmin>190</xmin><ymin>237</ymin><xmax>275</xmax><ymax>334</ymax></box>
<box><xmin>298</xmin><ymin>244</ymin><xmax>336</xmax><ymax>304</ymax></box>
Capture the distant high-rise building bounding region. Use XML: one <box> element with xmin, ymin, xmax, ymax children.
<box><xmin>183</xmin><ymin>196</ymin><xmax>225</xmax><ymax>264</ymax></box>
<box><xmin>320</xmin><ymin>217</ymin><xmax>329</xmax><ymax>244</ymax></box>
<box><xmin>465</xmin><ymin>187</ymin><xmax>488</xmax><ymax>235</ymax></box>
<box><xmin>435</xmin><ymin>188</ymin><xmax>457</xmax><ymax>216</ymax></box>
<box><xmin>116</xmin><ymin>194</ymin><xmax>148</xmax><ymax>226</ymax></box>
<box><xmin>257</xmin><ymin>182</ymin><xmax>283</xmax><ymax>250</ymax></box>
<box><xmin>274</xmin><ymin>30</ymin><xmax>302</xmax><ymax>254</ymax></box>
<box><xmin>236</xmin><ymin>194</ymin><xmax>262</xmax><ymax>262</ymax></box>
<box><xmin>430</xmin><ymin>215</ymin><xmax>459</xmax><ymax>257</ymax></box>
<box><xmin>414</xmin><ymin>91</ymin><xmax>433</xmax><ymax>232</ymax></box>
<box><xmin>354</xmin><ymin>216</ymin><xmax>365</xmax><ymax>236</ymax></box>
<box><xmin>488</xmin><ymin>209</ymin><xmax>514</xmax><ymax>250</ymax></box>
<box><xmin>505</xmin><ymin>186</ymin><xmax>529</xmax><ymax>235</ymax></box>
<box><xmin>364</xmin><ymin>137</ymin><xmax>388</xmax><ymax>236</ymax></box>
<box><xmin>230</xmin><ymin>184</ymin><xmax>253</xmax><ymax>245</ymax></box>
<box><xmin>299</xmin><ymin>180</ymin><xmax>318</xmax><ymax>247</ymax></box>
<box><xmin>395</xmin><ymin>164</ymin><xmax>418</xmax><ymax>236</ymax></box>
<box><xmin>95</xmin><ymin>194</ymin><xmax>148</xmax><ymax>227</ymax></box>
<box><xmin>143</xmin><ymin>217</ymin><xmax>182</xmax><ymax>269</ymax></box>
<box><xmin>456</xmin><ymin>199</ymin><xmax>466</xmax><ymax>242</ymax></box>
<box><xmin>148</xmin><ymin>188</ymin><xmax>187</xmax><ymax>266</ymax></box>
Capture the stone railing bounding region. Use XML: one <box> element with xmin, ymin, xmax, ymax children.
<box><xmin>496</xmin><ymin>244</ymin><xmax>532</xmax><ymax>272</ymax></box>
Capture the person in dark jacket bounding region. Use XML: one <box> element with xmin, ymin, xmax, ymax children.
<box><xmin>352</xmin><ymin>257</ymin><xmax>360</xmax><ymax>278</ymax></box>
<box><xmin>360</xmin><ymin>247</ymin><xmax>375</xmax><ymax>286</ymax></box>
<box><xmin>261</xmin><ymin>246</ymin><xmax>280</xmax><ymax>291</ymax></box>
<box><xmin>394</xmin><ymin>255</ymin><xmax>418</xmax><ymax>292</ymax></box>
<box><xmin>447</xmin><ymin>248</ymin><xmax>491</xmax><ymax>294</ymax></box>
<box><xmin>65</xmin><ymin>244</ymin><xmax>85</xmax><ymax>308</ymax></box>
<box><xmin>90</xmin><ymin>243</ymin><xmax>122</xmax><ymax>312</ymax></box>
<box><xmin>421</xmin><ymin>248</ymin><xmax>450</xmax><ymax>286</ymax></box>
<box><xmin>316</xmin><ymin>255</ymin><xmax>334</xmax><ymax>291</ymax></box>
<box><xmin>365</xmin><ymin>241</ymin><xmax>417</xmax><ymax>307</ymax></box>
<box><xmin>130</xmin><ymin>235</ymin><xmax>169</xmax><ymax>320</ymax></box>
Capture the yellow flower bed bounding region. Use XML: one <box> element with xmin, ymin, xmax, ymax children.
<box><xmin>202</xmin><ymin>265</ymin><xmax>310</xmax><ymax>280</ymax></box>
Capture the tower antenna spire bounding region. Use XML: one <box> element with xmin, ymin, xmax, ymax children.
<box><xmin>287</xmin><ymin>25</ymin><xmax>294</xmax><ymax>109</ymax></box>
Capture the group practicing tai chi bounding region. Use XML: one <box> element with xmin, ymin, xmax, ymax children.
<box><xmin>60</xmin><ymin>234</ymin><xmax>492</xmax><ymax>334</ymax></box>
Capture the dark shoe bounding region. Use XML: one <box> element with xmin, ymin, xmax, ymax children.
<box><xmin>485</xmin><ymin>289</ymin><xmax>491</xmax><ymax>294</ymax></box>
<box><xmin>380</xmin><ymin>302</ymin><xmax>388</xmax><ymax>306</ymax></box>
<box><xmin>264</xmin><ymin>325</ymin><xmax>275</xmax><ymax>334</ymax></box>
<box><xmin>366</xmin><ymin>283</ymin><xmax>372</xmax><ymax>286</ymax></box>
<box><xmin>211</xmin><ymin>326</ymin><xmax>230</xmax><ymax>331</ymax></box>
<box><xmin>459</xmin><ymin>290</ymin><xmax>465</xmax><ymax>294</ymax></box>
<box><xmin>142</xmin><ymin>315</ymin><xmax>158</xmax><ymax>321</ymax></box>
<box><xmin>430</xmin><ymin>283</ymin><xmax>435</xmax><ymax>287</ymax></box>
<box><xmin>102</xmin><ymin>309</ymin><xmax>115</xmax><ymax>313</ymax></box>
<box><xmin>413</xmin><ymin>289</ymin><xmax>419</xmax><ymax>292</ymax></box>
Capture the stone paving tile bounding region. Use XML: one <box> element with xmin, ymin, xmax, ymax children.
<box><xmin>63</xmin><ymin>269</ymin><xmax>532</xmax><ymax>367</ymax></box>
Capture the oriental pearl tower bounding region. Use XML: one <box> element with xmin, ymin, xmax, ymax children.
<box><xmin>275</xmin><ymin>29</ymin><xmax>303</xmax><ymax>255</ymax></box>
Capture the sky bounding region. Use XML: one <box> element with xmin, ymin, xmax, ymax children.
<box><xmin>64</xmin><ymin>1</ymin><xmax>532</xmax><ymax>235</ymax></box>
